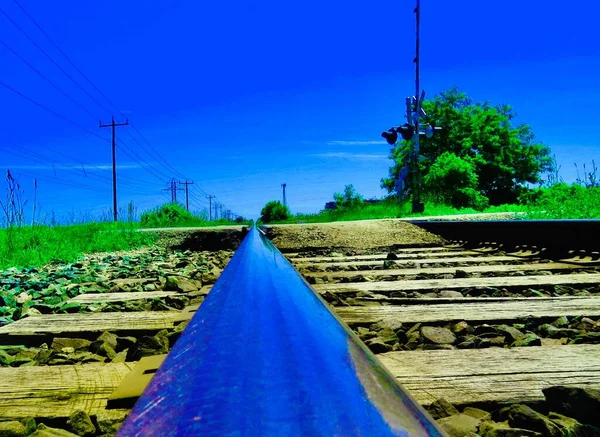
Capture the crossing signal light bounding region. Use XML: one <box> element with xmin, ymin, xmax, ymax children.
<box><xmin>381</xmin><ymin>129</ymin><xmax>398</xmax><ymax>145</ymax></box>
<box><xmin>397</xmin><ymin>123</ymin><xmax>414</xmax><ymax>141</ymax></box>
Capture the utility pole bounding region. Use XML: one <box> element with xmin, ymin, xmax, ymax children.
<box><xmin>99</xmin><ymin>116</ymin><xmax>129</xmax><ymax>221</ymax></box>
<box><xmin>281</xmin><ymin>183</ymin><xmax>287</xmax><ymax>206</ymax></box>
<box><xmin>207</xmin><ymin>195</ymin><xmax>215</xmax><ymax>220</ymax></box>
<box><xmin>178</xmin><ymin>180</ymin><xmax>194</xmax><ymax>211</ymax></box>
<box><xmin>412</xmin><ymin>0</ymin><xmax>424</xmax><ymax>213</ymax></box>
<box><xmin>218</xmin><ymin>204</ymin><xmax>223</xmax><ymax>220</ymax></box>
<box><xmin>380</xmin><ymin>0</ymin><xmax>439</xmax><ymax>214</ymax></box>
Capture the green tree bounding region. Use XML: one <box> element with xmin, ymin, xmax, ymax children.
<box><xmin>333</xmin><ymin>184</ymin><xmax>364</xmax><ymax>209</ymax></box>
<box><xmin>423</xmin><ymin>152</ymin><xmax>489</xmax><ymax>209</ymax></box>
<box><xmin>260</xmin><ymin>200</ymin><xmax>291</xmax><ymax>223</ymax></box>
<box><xmin>382</xmin><ymin>87</ymin><xmax>553</xmax><ymax>206</ymax></box>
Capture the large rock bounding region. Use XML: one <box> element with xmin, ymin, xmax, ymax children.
<box><xmin>15</xmin><ymin>292</ymin><xmax>32</xmax><ymax>305</ymax></box>
<box><xmin>511</xmin><ymin>333</ymin><xmax>541</xmax><ymax>347</ymax></box>
<box><xmin>356</xmin><ymin>327</ymin><xmax>377</xmax><ymax>341</ymax></box>
<box><xmin>498</xmin><ymin>404</ymin><xmax>562</xmax><ymax>437</ymax></box>
<box><xmin>570</xmin><ymin>332</ymin><xmax>600</xmax><ymax>344</ymax></box>
<box><xmin>127</xmin><ymin>330</ymin><xmax>170</xmax><ymax>361</ymax></box>
<box><xmin>452</xmin><ymin>321</ymin><xmax>471</xmax><ymax>335</ymax></box>
<box><xmin>421</xmin><ymin>326</ymin><xmax>456</xmax><ymax>345</ymax></box>
<box><xmin>164</xmin><ymin>276</ymin><xmax>201</xmax><ymax>293</ymax></box>
<box><xmin>543</xmin><ymin>386</ymin><xmax>600</xmax><ymax>426</ymax></box>
<box><xmin>479</xmin><ymin>420</ymin><xmax>542</xmax><ymax>436</ymax></box>
<box><xmin>29</xmin><ymin>424</ymin><xmax>79</xmax><ymax>437</ymax></box>
<box><xmin>538</xmin><ymin>324</ymin><xmax>581</xmax><ymax>339</ymax></box>
<box><xmin>438</xmin><ymin>414</ymin><xmax>480</xmax><ymax>437</ymax></box>
<box><xmin>50</xmin><ymin>338</ymin><xmax>92</xmax><ymax>352</ymax></box>
<box><xmin>495</xmin><ymin>325</ymin><xmax>525</xmax><ymax>342</ymax></box>
<box><xmin>97</xmin><ymin>331</ymin><xmax>118</xmax><ymax>350</ymax></box>
<box><xmin>0</xmin><ymin>349</ymin><xmax>14</xmax><ymax>365</ymax></box>
<box><xmin>377</xmin><ymin>327</ymin><xmax>399</xmax><ymax>345</ymax></box>
<box><xmin>200</xmin><ymin>268</ymin><xmax>220</xmax><ymax>285</ymax></box>
<box><xmin>370</xmin><ymin>318</ymin><xmax>403</xmax><ymax>334</ymax></box>
<box><xmin>0</xmin><ymin>420</ymin><xmax>27</xmax><ymax>437</ymax></box>
<box><xmin>439</xmin><ymin>290</ymin><xmax>464</xmax><ymax>298</ymax></box>
<box><xmin>551</xmin><ymin>316</ymin><xmax>569</xmax><ymax>327</ymax></box>
<box><xmin>67</xmin><ymin>411</ymin><xmax>96</xmax><ymax>436</ymax></box>
<box><xmin>90</xmin><ymin>331</ymin><xmax>119</xmax><ymax>359</ymax></box>
<box><xmin>548</xmin><ymin>412</ymin><xmax>600</xmax><ymax>436</ymax></box>
<box><xmin>428</xmin><ymin>398</ymin><xmax>459</xmax><ymax>420</ymax></box>
<box><xmin>365</xmin><ymin>338</ymin><xmax>390</xmax><ymax>354</ymax></box>
<box><xmin>463</xmin><ymin>407</ymin><xmax>491</xmax><ymax>420</ymax></box>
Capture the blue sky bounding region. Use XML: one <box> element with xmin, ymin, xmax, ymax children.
<box><xmin>0</xmin><ymin>0</ymin><xmax>598</xmax><ymax>221</ymax></box>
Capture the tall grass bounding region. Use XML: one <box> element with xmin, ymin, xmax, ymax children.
<box><xmin>0</xmin><ymin>222</ymin><xmax>159</xmax><ymax>269</ymax></box>
<box><xmin>523</xmin><ymin>185</ymin><xmax>600</xmax><ymax>219</ymax></box>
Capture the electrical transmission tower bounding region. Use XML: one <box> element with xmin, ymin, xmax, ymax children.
<box><xmin>164</xmin><ymin>178</ymin><xmax>183</xmax><ymax>203</ymax></box>
<box><xmin>99</xmin><ymin>116</ymin><xmax>129</xmax><ymax>221</ymax></box>
<box><xmin>281</xmin><ymin>183</ymin><xmax>287</xmax><ymax>206</ymax></box>
<box><xmin>178</xmin><ymin>180</ymin><xmax>194</xmax><ymax>211</ymax></box>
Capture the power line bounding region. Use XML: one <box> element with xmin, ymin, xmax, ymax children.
<box><xmin>0</xmin><ymin>37</ymin><xmax>99</xmax><ymax>120</ymax></box>
<box><xmin>127</xmin><ymin>123</ymin><xmax>194</xmax><ymax>181</ymax></box>
<box><xmin>0</xmin><ymin>4</ymin><xmax>113</xmax><ymax>116</ymax></box>
<box><xmin>0</xmin><ymin>143</ymin><xmax>151</xmax><ymax>195</ymax></box>
<box><xmin>0</xmin><ymin>78</ymin><xmax>110</xmax><ymax>143</ymax></box>
<box><xmin>116</xmin><ymin>143</ymin><xmax>171</xmax><ymax>182</ymax></box>
<box><xmin>0</xmin><ymin>127</ymin><xmax>159</xmax><ymax>186</ymax></box>
<box><xmin>9</xmin><ymin>0</ymin><xmax>200</xmax><ymax>190</ymax></box>
<box><xmin>9</xmin><ymin>168</ymin><xmax>109</xmax><ymax>193</ymax></box>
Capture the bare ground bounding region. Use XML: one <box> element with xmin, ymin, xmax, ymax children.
<box><xmin>265</xmin><ymin>219</ymin><xmax>444</xmax><ymax>252</ymax></box>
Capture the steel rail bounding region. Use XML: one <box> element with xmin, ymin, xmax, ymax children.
<box><xmin>118</xmin><ymin>226</ymin><xmax>444</xmax><ymax>436</ymax></box>
<box><xmin>410</xmin><ymin>219</ymin><xmax>600</xmax><ymax>253</ymax></box>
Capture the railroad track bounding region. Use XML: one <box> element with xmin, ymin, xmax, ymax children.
<box><xmin>0</xmin><ymin>220</ymin><xmax>598</xmax><ymax>436</ymax></box>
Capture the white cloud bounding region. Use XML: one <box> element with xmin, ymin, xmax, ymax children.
<box><xmin>312</xmin><ymin>152</ymin><xmax>388</xmax><ymax>160</ymax></box>
<box><xmin>326</xmin><ymin>140</ymin><xmax>386</xmax><ymax>146</ymax></box>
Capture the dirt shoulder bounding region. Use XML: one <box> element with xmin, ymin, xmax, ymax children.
<box><xmin>265</xmin><ymin>219</ymin><xmax>444</xmax><ymax>252</ymax></box>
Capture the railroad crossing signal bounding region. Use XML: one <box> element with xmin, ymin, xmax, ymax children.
<box><xmin>379</xmin><ymin>0</ymin><xmax>442</xmax><ymax>214</ymax></box>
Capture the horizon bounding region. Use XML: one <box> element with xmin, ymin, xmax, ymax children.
<box><xmin>0</xmin><ymin>0</ymin><xmax>598</xmax><ymax>222</ymax></box>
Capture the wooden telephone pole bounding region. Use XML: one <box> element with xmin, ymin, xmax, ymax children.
<box><xmin>178</xmin><ymin>180</ymin><xmax>194</xmax><ymax>211</ymax></box>
<box><xmin>99</xmin><ymin>116</ymin><xmax>129</xmax><ymax>221</ymax></box>
<box><xmin>207</xmin><ymin>195</ymin><xmax>215</xmax><ymax>220</ymax></box>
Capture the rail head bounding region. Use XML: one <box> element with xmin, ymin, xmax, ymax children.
<box><xmin>117</xmin><ymin>226</ymin><xmax>444</xmax><ymax>436</ymax></box>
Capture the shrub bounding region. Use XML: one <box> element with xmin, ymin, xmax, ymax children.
<box><xmin>140</xmin><ymin>203</ymin><xmax>194</xmax><ymax>227</ymax></box>
<box><xmin>260</xmin><ymin>201</ymin><xmax>291</xmax><ymax>223</ymax></box>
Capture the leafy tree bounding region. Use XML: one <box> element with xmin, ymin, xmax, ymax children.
<box><xmin>333</xmin><ymin>184</ymin><xmax>364</xmax><ymax>209</ymax></box>
<box><xmin>260</xmin><ymin>200</ymin><xmax>291</xmax><ymax>223</ymax></box>
<box><xmin>423</xmin><ymin>152</ymin><xmax>489</xmax><ymax>210</ymax></box>
<box><xmin>382</xmin><ymin>87</ymin><xmax>553</xmax><ymax>206</ymax></box>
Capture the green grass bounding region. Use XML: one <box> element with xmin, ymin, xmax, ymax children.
<box><xmin>271</xmin><ymin>201</ymin><xmax>528</xmax><ymax>225</ymax></box>
<box><xmin>270</xmin><ymin>184</ymin><xmax>599</xmax><ymax>225</ymax></box>
<box><xmin>0</xmin><ymin>222</ymin><xmax>159</xmax><ymax>269</ymax></box>
<box><xmin>523</xmin><ymin>185</ymin><xmax>600</xmax><ymax>219</ymax></box>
